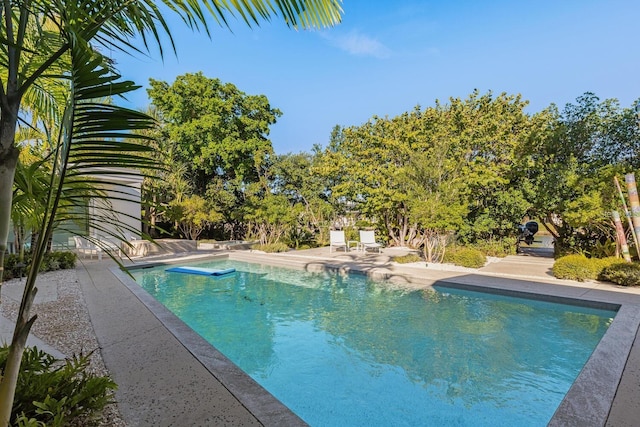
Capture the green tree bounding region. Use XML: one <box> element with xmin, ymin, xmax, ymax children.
<box><xmin>519</xmin><ymin>93</ymin><xmax>633</xmax><ymax>254</ymax></box>
<box><xmin>147</xmin><ymin>72</ymin><xmax>285</xmax><ymax>239</ymax></box>
<box><xmin>405</xmin><ymin>147</ymin><xmax>468</xmax><ymax>262</ymax></box>
<box><xmin>318</xmin><ymin>110</ymin><xmax>422</xmax><ymax>246</ymax></box>
<box><xmin>147</xmin><ymin>72</ymin><xmax>281</xmax><ymax>194</ymax></box>
<box><xmin>271</xmin><ymin>151</ymin><xmax>334</xmax><ymax>246</ymax></box>
<box><xmin>245</xmin><ymin>193</ymin><xmax>297</xmax><ymax>245</ymax></box>
<box><xmin>318</xmin><ymin>92</ymin><xmax>533</xmax><ymax>248</ymax></box>
<box><xmin>11</xmin><ymin>154</ymin><xmax>49</xmax><ymax>262</ymax></box>
<box><xmin>433</xmin><ymin>91</ymin><xmax>532</xmax><ymax>242</ymax></box>
<box><xmin>167</xmin><ymin>195</ymin><xmax>222</xmax><ymax>241</ymax></box>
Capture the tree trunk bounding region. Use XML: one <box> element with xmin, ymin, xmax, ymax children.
<box><xmin>0</xmin><ymin>280</ymin><xmax>37</xmax><ymax>426</ymax></box>
<box><xmin>0</xmin><ymin>106</ymin><xmax>20</xmax><ymax>288</ymax></box>
<box><xmin>0</xmin><ymin>38</ymin><xmax>25</xmax><ymax>422</ymax></box>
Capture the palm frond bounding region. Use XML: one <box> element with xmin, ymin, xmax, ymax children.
<box><xmin>26</xmin><ymin>44</ymin><xmax>157</xmax><ymax>269</ymax></box>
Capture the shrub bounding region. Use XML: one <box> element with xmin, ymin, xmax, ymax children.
<box><xmin>552</xmin><ymin>254</ymin><xmax>614</xmax><ymax>281</ymax></box>
<box><xmin>393</xmin><ymin>254</ymin><xmax>422</xmax><ymax>264</ymax></box>
<box><xmin>594</xmin><ymin>256</ymin><xmax>624</xmax><ymax>271</ymax></box>
<box><xmin>600</xmin><ymin>262</ymin><xmax>640</xmax><ymax>286</ymax></box>
<box><xmin>470</xmin><ymin>239</ymin><xmax>515</xmax><ymax>257</ymax></box>
<box><xmin>443</xmin><ymin>247</ymin><xmax>486</xmax><ymax>268</ymax></box>
<box><xmin>252</xmin><ymin>242</ymin><xmax>289</xmax><ymax>253</ymax></box>
<box><xmin>2</xmin><ymin>251</ymin><xmax>77</xmax><ymax>280</ymax></box>
<box><xmin>49</xmin><ymin>251</ymin><xmax>77</xmax><ymax>270</ymax></box>
<box><xmin>2</xmin><ymin>254</ymin><xmax>26</xmax><ymax>281</ymax></box>
<box><xmin>0</xmin><ymin>346</ymin><xmax>116</xmax><ymax>426</ymax></box>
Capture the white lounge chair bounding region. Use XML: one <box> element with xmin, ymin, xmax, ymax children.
<box><xmin>359</xmin><ymin>230</ymin><xmax>383</xmax><ymax>253</ymax></box>
<box><xmin>74</xmin><ymin>236</ymin><xmax>122</xmax><ymax>260</ymax></box>
<box><xmin>330</xmin><ymin>230</ymin><xmax>348</xmax><ymax>253</ymax></box>
<box><xmin>73</xmin><ymin>236</ymin><xmax>101</xmax><ymax>259</ymax></box>
<box><xmin>98</xmin><ymin>236</ymin><xmax>123</xmax><ymax>258</ymax></box>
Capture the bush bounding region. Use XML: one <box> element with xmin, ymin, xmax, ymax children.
<box><xmin>600</xmin><ymin>262</ymin><xmax>640</xmax><ymax>286</ymax></box>
<box><xmin>392</xmin><ymin>254</ymin><xmax>422</xmax><ymax>264</ymax></box>
<box><xmin>2</xmin><ymin>254</ymin><xmax>26</xmax><ymax>281</ymax></box>
<box><xmin>0</xmin><ymin>346</ymin><xmax>116</xmax><ymax>426</ymax></box>
<box><xmin>48</xmin><ymin>251</ymin><xmax>77</xmax><ymax>270</ymax></box>
<box><xmin>552</xmin><ymin>254</ymin><xmax>596</xmax><ymax>281</ymax></box>
<box><xmin>470</xmin><ymin>239</ymin><xmax>515</xmax><ymax>257</ymax></box>
<box><xmin>443</xmin><ymin>247</ymin><xmax>486</xmax><ymax>268</ymax></box>
<box><xmin>2</xmin><ymin>251</ymin><xmax>77</xmax><ymax>280</ymax></box>
<box><xmin>251</xmin><ymin>242</ymin><xmax>290</xmax><ymax>253</ymax></box>
<box><xmin>551</xmin><ymin>254</ymin><xmax>622</xmax><ymax>281</ymax></box>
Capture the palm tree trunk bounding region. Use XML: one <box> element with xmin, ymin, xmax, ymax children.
<box><xmin>0</xmin><ymin>113</ymin><xmax>20</xmax><ymax>288</ymax></box>
<box><xmin>0</xmin><ymin>279</ymin><xmax>37</xmax><ymax>425</ymax></box>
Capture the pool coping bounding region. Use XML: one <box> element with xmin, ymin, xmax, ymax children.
<box><xmin>117</xmin><ymin>252</ymin><xmax>640</xmax><ymax>426</ymax></box>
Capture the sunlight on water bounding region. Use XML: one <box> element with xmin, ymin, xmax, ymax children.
<box><xmin>133</xmin><ymin>260</ymin><xmax>614</xmax><ymax>427</ymax></box>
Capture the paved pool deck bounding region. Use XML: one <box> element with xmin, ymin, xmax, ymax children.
<box><xmin>8</xmin><ymin>247</ymin><xmax>640</xmax><ymax>426</ymax></box>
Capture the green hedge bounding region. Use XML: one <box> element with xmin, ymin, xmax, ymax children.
<box><xmin>552</xmin><ymin>254</ymin><xmax>623</xmax><ymax>282</ymax></box>
<box><xmin>392</xmin><ymin>254</ymin><xmax>422</xmax><ymax>264</ymax></box>
<box><xmin>3</xmin><ymin>251</ymin><xmax>77</xmax><ymax>281</ymax></box>
<box><xmin>443</xmin><ymin>247</ymin><xmax>486</xmax><ymax>268</ymax></box>
<box><xmin>251</xmin><ymin>242</ymin><xmax>290</xmax><ymax>253</ymax></box>
<box><xmin>600</xmin><ymin>262</ymin><xmax>640</xmax><ymax>286</ymax></box>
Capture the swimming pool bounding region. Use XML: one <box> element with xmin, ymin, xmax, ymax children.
<box><xmin>132</xmin><ymin>259</ymin><xmax>615</xmax><ymax>426</ymax></box>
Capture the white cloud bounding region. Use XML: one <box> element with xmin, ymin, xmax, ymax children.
<box><xmin>324</xmin><ymin>31</ymin><xmax>392</xmax><ymax>59</ymax></box>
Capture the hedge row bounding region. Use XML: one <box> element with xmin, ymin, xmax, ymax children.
<box><xmin>552</xmin><ymin>254</ymin><xmax>640</xmax><ymax>286</ymax></box>
<box><xmin>251</xmin><ymin>242</ymin><xmax>290</xmax><ymax>253</ymax></box>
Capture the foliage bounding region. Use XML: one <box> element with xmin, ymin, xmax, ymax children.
<box><xmin>316</xmin><ymin>91</ymin><xmax>535</xmax><ymax>249</ymax></box>
<box><xmin>271</xmin><ymin>152</ymin><xmax>334</xmax><ymax>246</ymax></box>
<box><xmin>11</xmin><ymin>153</ymin><xmax>50</xmax><ymax>261</ymax></box>
<box><xmin>551</xmin><ymin>254</ymin><xmax>621</xmax><ymax>281</ymax></box>
<box><xmin>392</xmin><ymin>254</ymin><xmax>422</xmax><ymax>264</ymax></box>
<box><xmin>2</xmin><ymin>252</ymin><xmax>76</xmax><ymax>281</ymax></box>
<box><xmin>148</xmin><ymin>72</ymin><xmax>281</xmax><ymax>191</ymax></box>
<box><xmin>470</xmin><ymin>239</ymin><xmax>515</xmax><ymax>257</ymax></box>
<box><xmin>443</xmin><ymin>247</ymin><xmax>486</xmax><ymax>268</ymax></box>
<box><xmin>0</xmin><ymin>346</ymin><xmax>116</xmax><ymax>426</ymax></box>
<box><xmin>552</xmin><ymin>255</ymin><xmax>596</xmax><ymax>281</ymax></box>
<box><xmin>284</xmin><ymin>226</ymin><xmax>317</xmax><ymax>249</ymax></box>
<box><xmin>590</xmin><ymin>239</ymin><xmax>619</xmax><ymax>258</ymax></box>
<box><xmin>251</xmin><ymin>242</ymin><xmax>290</xmax><ymax>253</ymax></box>
<box><xmin>166</xmin><ymin>195</ymin><xmax>222</xmax><ymax>241</ymax></box>
<box><xmin>137</xmin><ymin>88</ymin><xmax>640</xmax><ymax>260</ymax></box>
<box><xmin>518</xmin><ymin>93</ymin><xmax>636</xmax><ymax>255</ymax></box>
<box><xmin>599</xmin><ymin>262</ymin><xmax>640</xmax><ymax>286</ymax></box>
<box><xmin>245</xmin><ymin>194</ymin><xmax>298</xmax><ymax>245</ymax></box>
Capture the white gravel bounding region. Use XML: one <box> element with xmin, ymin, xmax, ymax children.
<box><xmin>1</xmin><ymin>269</ymin><xmax>126</xmax><ymax>426</ymax></box>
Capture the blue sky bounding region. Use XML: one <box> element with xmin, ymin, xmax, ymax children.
<box><xmin>112</xmin><ymin>0</ymin><xmax>640</xmax><ymax>154</ymax></box>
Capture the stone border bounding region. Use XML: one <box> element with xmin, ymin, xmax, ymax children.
<box><xmin>118</xmin><ymin>252</ymin><xmax>640</xmax><ymax>426</ymax></box>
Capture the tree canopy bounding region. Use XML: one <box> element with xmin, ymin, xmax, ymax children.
<box><xmin>144</xmin><ymin>81</ymin><xmax>639</xmax><ymax>260</ymax></box>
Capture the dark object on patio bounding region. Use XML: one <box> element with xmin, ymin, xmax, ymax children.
<box><xmin>517</xmin><ymin>221</ymin><xmax>539</xmax><ymax>247</ymax></box>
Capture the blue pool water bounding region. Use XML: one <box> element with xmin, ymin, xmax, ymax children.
<box><xmin>132</xmin><ymin>260</ymin><xmax>615</xmax><ymax>426</ymax></box>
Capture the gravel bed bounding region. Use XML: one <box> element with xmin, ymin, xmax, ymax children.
<box><xmin>1</xmin><ymin>269</ymin><xmax>126</xmax><ymax>426</ymax></box>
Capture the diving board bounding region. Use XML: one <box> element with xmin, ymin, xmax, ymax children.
<box><xmin>165</xmin><ymin>266</ymin><xmax>236</xmax><ymax>276</ymax></box>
